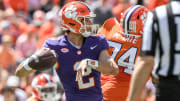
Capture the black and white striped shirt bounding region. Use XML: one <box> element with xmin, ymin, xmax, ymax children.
<box><xmin>140</xmin><ymin>1</ymin><xmax>180</xmax><ymax>78</ymax></box>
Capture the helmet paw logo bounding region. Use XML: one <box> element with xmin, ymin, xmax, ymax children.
<box><xmin>64</xmin><ymin>5</ymin><xmax>77</xmax><ymax>19</ymax></box>
<box><xmin>141</xmin><ymin>12</ymin><xmax>147</xmax><ymax>24</ymax></box>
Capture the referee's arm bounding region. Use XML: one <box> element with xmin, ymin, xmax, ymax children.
<box><xmin>126</xmin><ymin>12</ymin><xmax>156</xmax><ymax>101</ymax></box>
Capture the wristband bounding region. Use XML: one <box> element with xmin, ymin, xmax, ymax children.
<box><xmin>87</xmin><ymin>59</ymin><xmax>98</xmax><ymax>70</ymax></box>
<box><xmin>23</xmin><ymin>58</ymin><xmax>32</xmax><ymax>71</ymax></box>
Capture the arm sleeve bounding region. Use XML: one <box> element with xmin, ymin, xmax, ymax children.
<box><xmin>42</xmin><ymin>39</ymin><xmax>52</xmax><ymax>49</ymax></box>
<box><xmin>42</xmin><ymin>38</ymin><xmax>57</xmax><ymax>50</ymax></box>
<box><xmin>98</xmin><ymin>35</ymin><xmax>109</xmax><ymax>51</ymax></box>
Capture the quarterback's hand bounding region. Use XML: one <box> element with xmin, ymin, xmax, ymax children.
<box><xmin>75</xmin><ymin>59</ymin><xmax>88</xmax><ymax>81</ymax></box>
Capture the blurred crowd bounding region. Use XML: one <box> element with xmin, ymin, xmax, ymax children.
<box><xmin>0</xmin><ymin>0</ymin><xmax>169</xmax><ymax>101</ymax></box>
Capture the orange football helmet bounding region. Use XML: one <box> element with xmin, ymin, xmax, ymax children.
<box><xmin>31</xmin><ymin>74</ymin><xmax>57</xmax><ymax>101</ymax></box>
<box><xmin>120</xmin><ymin>5</ymin><xmax>149</xmax><ymax>38</ymax></box>
<box><xmin>58</xmin><ymin>1</ymin><xmax>99</xmax><ymax>37</ymax></box>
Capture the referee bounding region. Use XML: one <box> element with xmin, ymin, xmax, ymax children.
<box><xmin>126</xmin><ymin>0</ymin><xmax>180</xmax><ymax>101</ymax></box>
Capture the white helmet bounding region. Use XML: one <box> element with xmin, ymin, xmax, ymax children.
<box><xmin>31</xmin><ymin>74</ymin><xmax>57</xmax><ymax>101</ymax></box>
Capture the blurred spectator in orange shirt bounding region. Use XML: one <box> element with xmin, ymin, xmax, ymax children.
<box><xmin>112</xmin><ymin>0</ymin><xmax>131</xmax><ymax>23</ymax></box>
<box><xmin>38</xmin><ymin>19</ymin><xmax>55</xmax><ymax>37</ymax></box>
<box><xmin>148</xmin><ymin>0</ymin><xmax>169</xmax><ymax>11</ymax></box>
<box><xmin>37</xmin><ymin>12</ymin><xmax>58</xmax><ymax>49</ymax></box>
<box><xmin>0</xmin><ymin>20</ymin><xmax>20</xmax><ymax>44</ymax></box>
<box><xmin>18</xmin><ymin>18</ymin><xmax>29</xmax><ymax>34</ymax></box>
<box><xmin>0</xmin><ymin>68</ymin><xmax>9</xmax><ymax>91</ymax></box>
<box><xmin>16</xmin><ymin>24</ymin><xmax>38</xmax><ymax>61</ymax></box>
<box><xmin>0</xmin><ymin>34</ymin><xmax>16</xmax><ymax>73</ymax></box>
<box><xmin>4</xmin><ymin>0</ymin><xmax>28</xmax><ymax>13</ymax></box>
<box><xmin>0</xmin><ymin>10</ymin><xmax>5</xmax><ymax>22</ymax></box>
<box><xmin>52</xmin><ymin>0</ymin><xmax>60</xmax><ymax>5</ymax></box>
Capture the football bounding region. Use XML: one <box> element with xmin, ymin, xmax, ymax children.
<box><xmin>28</xmin><ymin>48</ymin><xmax>58</xmax><ymax>71</ymax></box>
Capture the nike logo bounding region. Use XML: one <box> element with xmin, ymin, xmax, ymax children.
<box><xmin>90</xmin><ymin>45</ymin><xmax>97</xmax><ymax>50</ymax></box>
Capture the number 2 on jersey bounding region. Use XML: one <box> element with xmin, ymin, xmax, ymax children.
<box><xmin>108</xmin><ymin>41</ymin><xmax>138</xmax><ymax>74</ymax></box>
<box><xmin>74</xmin><ymin>62</ymin><xmax>95</xmax><ymax>89</ymax></box>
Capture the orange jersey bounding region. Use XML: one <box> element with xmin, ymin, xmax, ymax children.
<box><xmin>98</xmin><ymin>18</ymin><xmax>142</xmax><ymax>101</ymax></box>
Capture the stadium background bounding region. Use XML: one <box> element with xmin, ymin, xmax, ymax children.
<box><xmin>0</xmin><ymin>0</ymin><xmax>168</xmax><ymax>101</ymax></box>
